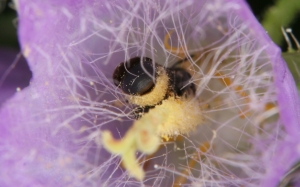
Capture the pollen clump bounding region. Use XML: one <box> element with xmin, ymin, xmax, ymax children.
<box><xmin>136</xmin><ymin>96</ymin><xmax>203</xmax><ymax>138</ymax></box>
<box><xmin>126</xmin><ymin>68</ymin><xmax>169</xmax><ymax>106</ymax></box>
<box><xmin>101</xmin><ymin>95</ymin><xmax>202</xmax><ymax>181</ymax></box>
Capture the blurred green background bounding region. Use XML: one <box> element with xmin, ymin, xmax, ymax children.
<box><xmin>0</xmin><ymin>1</ymin><xmax>18</xmax><ymax>49</ymax></box>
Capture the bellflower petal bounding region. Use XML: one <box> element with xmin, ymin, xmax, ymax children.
<box><xmin>0</xmin><ymin>0</ymin><xmax>299</xmax><ymax>186</ymax></box>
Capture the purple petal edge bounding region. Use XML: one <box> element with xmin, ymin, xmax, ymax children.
<box><xmin>236</xmin><ymin>1</ymin><xmax>300</xmax><ymax>186</ymax></box>
<box><xmin>0</xmin><ymin>0</ymin><xmax>299</xmax><ymax>186</ymax></box>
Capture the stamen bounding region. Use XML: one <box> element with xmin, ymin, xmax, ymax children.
<box><xmin>215</xmin><ymin>71</ymin><xmax>275</xmax><ymax>119</ymax></box>
<box><xmin>101</xmin><ymin>116</ymin><xmax>161</xmax><ymax>181</ymax></box>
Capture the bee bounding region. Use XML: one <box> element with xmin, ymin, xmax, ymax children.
<box><xmin>113</xmin><ymin>57</ymin><xmax>196</xmax><ymax>118</ymax></box>
<box><xmin>112</xmin><ymin>56</ymin><xmax>202</xmax><ymax>138</ymax></box>
<box><xmin>101</xmin><ymin>56</ymin><xmax>203</xmax><ymax>181</ymax></box>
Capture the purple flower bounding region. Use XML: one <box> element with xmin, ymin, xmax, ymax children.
<box><xmin>0</xmin><ymin>0</ymin><xmax>299</xmax><ymax>186</ymax></box>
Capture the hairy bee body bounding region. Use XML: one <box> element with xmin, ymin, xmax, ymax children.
<box><xmin>102</xmin><ymin>56</ymin><xmax>203</xmax><ymax>181</ymax></box>
<box><xmin>113</xmin><ymin>57</ymin><xmax>201</xmax><ymax>137</ymax></box>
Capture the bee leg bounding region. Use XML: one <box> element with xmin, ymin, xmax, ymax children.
<box><xmin>171</xmin><ymin>54</ymin><xmax>195</xmax><ymax>68</ymax></box>
<box><xmin>133</xmin><ymin>106</ymin><xmax>154</xmax><ymax>119</ymax></box>
<box><xmin>164</xmin><ymin>30</ymin><xmax>185</xmax><ymax>55</ymax></box>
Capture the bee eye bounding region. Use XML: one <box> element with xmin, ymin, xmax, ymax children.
<box><xmin>113</xmin><ymin>57</ymin><xmax>156</xmax><ymax>95</ymax></box>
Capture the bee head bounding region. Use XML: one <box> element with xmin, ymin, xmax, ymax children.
<box><xmin>113</xmin><ymin>57</ymin><xmax>169</xmax><ymax>107</ymax></box>
<box><xmin>113</xmin><ymin>57</ymin><xmax>156</xmax><ymax>96</ymax></box>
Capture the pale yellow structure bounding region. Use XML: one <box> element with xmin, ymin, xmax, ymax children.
<box><xmin>101</xmin><ymin>32</ymin><xmax>203</xmax><ymax>181</ymax></box>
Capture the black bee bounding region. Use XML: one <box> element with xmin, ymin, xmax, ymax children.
<box><xmin>113</xmin><ymin>56</ymin><xmax>195</xmax><ymax>118</ymax></box>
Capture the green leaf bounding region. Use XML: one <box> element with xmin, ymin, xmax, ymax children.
<box><xmin>282</xmin><ymin>52</ymin><xmax>300</xmax><ymax>90</ymax></box>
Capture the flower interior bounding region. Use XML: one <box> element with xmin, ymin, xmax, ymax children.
<box><xmin>74</xmin><ymin>1</ymin><xmax>280</xmax><ymax>186</ymax></box>
<box><xmin>4</xmin><ymin>0</ymin><xmax>289</xmax><ymax>186</ymax></box>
